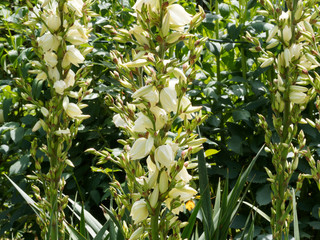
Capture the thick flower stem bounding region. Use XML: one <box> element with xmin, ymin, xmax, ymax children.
<box><xmin>151</xmin><ymin>205</ymin><xmax>161</xmax><ymax>240</ymax></box>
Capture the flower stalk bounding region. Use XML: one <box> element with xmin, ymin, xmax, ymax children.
<box><xmin>20</xmin><ymin>0</ymin><xmax>94</xmax><ymax>238</ymax></box>
<box><xmin>90</xmin><ymin>1</ymin><xmax>206</xmax><ymax>239</ymax></box>
<box><xmin>248</xmin><ymin>0</ymin><xmax>320</xmax><ymax>238</ymax></box>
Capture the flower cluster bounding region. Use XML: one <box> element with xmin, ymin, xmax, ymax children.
<box><xmin>91</xmin><ymin>1</ymin><xmax>206</xmax><ymax>239</ymax></box>
<box><xmin>19</xmin><ymin>0</ymin><xmax>94</xmax><ymax>238</ymax></box>
<box><xmin>247</xmin><ymin>0</ymin><xmax>320</xmax><ymax>238</ymax></box>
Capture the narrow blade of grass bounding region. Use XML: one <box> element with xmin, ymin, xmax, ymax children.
<box><xmin>292</xmin><ymin>189</ymin><xmax>300</xmax><ymax>240</ymax></box>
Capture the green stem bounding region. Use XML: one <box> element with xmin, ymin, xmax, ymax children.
<box><xmin>151</xmin><ymin>205</ymin><xmax>160</xmax><ymax>240</ymax></box>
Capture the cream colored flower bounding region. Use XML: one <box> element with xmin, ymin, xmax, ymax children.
<box><xmin>113</xmin><ymin>114</ymin><xmax>127</xmax><ymax>128</ymax></box>
<box><xmin>130</xmin><ymin>199</ymin><xmax>148</xmax><ymax>224</ymax></box>
<box><xmin>65</xmin><ymin>21</ymin><xmax>88</xmax><ymax>45</ymax></box>
<box><xmin>154</xmin><ymin>144</ymin><xmax>174</xmax><ymax>168</ymax></box>
<box><xmin>167</xmin><ymin>4</ymin><xmax>192</xmax><ymax>31</ymax></box>
<box><xmin>160</xmin><ymin>86</ymin><xmax>177</xmax><ymax>113</ymax></box>
<box><xmin>64</xmin><ymin>69</ymin><xmax>75</xmax><ymax>87</ymax></box>
<box><xmin>62</xmin><ymin>45</ymin><xmax>85</xmax><ymax>68</ymax></box>
<box><xmin>133</xmin><ymin>112</ymin><xmax>153</xmax><ymax>132</ymax></box>
<box><xmin>63</xmin><ymin>96</ymin><xmax>89</xmax><ymax>119</ymax></box>
<box><xmin>66</xmin><ymin>0</ymin><xmax>84</xmax><ymax>17</ymax></box>
<box><xmin>48</xmin><ymin>67</ymin><xmax>60</xmax><ymax>81</ymax></box>
<box><xmin>45</xmin><ymin>12</ymin><xmax>61</xmax><ymax>32</ymax></box>
<box><xmin>44</xmin><ymin>51</ymin><xmax>58</xmax><ymax>67</ymax></box>
<box><xmin>130</xmin><ymin>137</ymin><xmax>154</xmax><ymax>160</ymax></box>
<box><xmin>133</xmin><ymin>0</ymin><xmax>159</xmax><ymax>11</ymax></box>
<box><xmin>53</xmin><ymin>80</ymin><xmax>66</xmax><ymax>95</ymax></box>
<box><xmin>150</xmin><ymin>106</ymin><xmax>167</xmax><ymax>130</ymax></box>
<box><xmin>38</xmin><ymin>32</ymin><xmax>60</xmax><ymax>52</ymax></box>
<box><xmin>175</xmin><ymin>166</ymin><xmax>192</xmax><ymax>183</ymax></box>
<box><xmin>168</xmin><ymin>185</ymin><xmax>197</xmax><ymax>202</ymax></box>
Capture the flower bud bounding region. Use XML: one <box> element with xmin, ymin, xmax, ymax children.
<box><xmin>41</xmin><ymin>107</ymin><xmax>49</xmax><ymax>117</ymax></box>
<box><xmin>159</xmin><ymin>171</ymin><xmax>169</xmax><ymax>193</ymax></box>
<box><xmin>124</xmin><ymin>59</ymin><xmax>148</xmax><ymax>68</ymax></box>
<box><xmin>266</xmin><ymin>25</ymin><xmax>278</xmax><ymax>42</ymax></box>
<box><xmin>32</xmin><ymin>120</ymin><xmax>42</xmax><ymax>132</ymax></box>
<box><xmin>260</xmin><ymin>58</ymin><xmax>274</xmax><ymax>68</ymax></box>
<box><xmin>149</xmin><ymin>185</ymin><xmax>159</xmax><ymax>208</ymax></box>
<box><xmin>282</xmin><ymin>25</ymin><xmax>292</xmax><ymax>44</ymax></box>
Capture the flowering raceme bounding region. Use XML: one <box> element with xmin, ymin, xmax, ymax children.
<box><xmin>23</xmin><ymin>0</ymin><xmax>93</xmax><ymax>238</ymax></box>
<box><xmin>96</xmin><ymin>1</ymin><xmax>207</xmax><ymax>239</ymax></box>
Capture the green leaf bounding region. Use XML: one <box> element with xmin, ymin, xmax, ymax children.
<box><xmin>205</xmin><ymin>149</ymin><xmax>220</xmax><ymax>157</ymax></box>
<box><xmin>256</xmin><ymin>184</ymin><xmax>271</xmax><ymax>206</ymax></box>
<box><xmin>219</xmin><ymin>3</ymin><xmax>230</xmax><ymax>18</ymax></box>
<box><xmin>64</xmin><ymin>221</ymin><xmax>87</xmax><ymax>240</ymax></box>
<box><xmin>292</xmin><ymin>189</ymin><xmax>300</xmax><ymax>240</ymax></box>
<box><xmin>232</xmin><ymin>109</ymin><xmax>251</xmax><ymax>122</ymax></box>
<box><xmin>93</xmin><ymin>221</ymin><xmax>110</xmax><ymax>240</ymax></box>
<box><xmin>68</xmin><ymin>198</ymin><xmax>105</xmax><ymax>238</ymax></box>
<box><xmin>100</xmin><ymin>205</ymin><xmax>125</xmax><ymax>240</ymax></box>
<box><xmin>10</xmin><ymin>127</ymin><xmax>24</xmax><ymax>143</ymax></box>
<box><xmin>206</xmin><ymin>41</ymin><xmax>221</xmax><ymax>56</ymax></box>
<box><xmin>9</xmin><ymin>155</ymin><xmax>30</xmax><ymax>175</ymax></box>
<box><xmin>4</xmin><ymin>174</ymin><xmax>45</xmax><ymax>224</ymax></box>
<box><xmin>3</xmin><ymin>98</ymin><xmax>12</xmax><ymax>121</ymax></box>
<box><xmin>32</xmin><ymin>79</ymin><xmax>44</xmax><ymax>100</ymax></box>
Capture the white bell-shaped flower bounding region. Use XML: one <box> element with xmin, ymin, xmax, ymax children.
<box><xmin>130</xmin><ymin>199</ymin><xmax>148</xmax><ymax>224</ymax></box>
<box><xmin>64</xmin><ymin>69</ymin><xmax>75</xmax><ymax>87</ymax></box>
<box><xmin>133</xmin><ymin>112</ymin><xmax>153</xmax><ymax>132</ymax></box>
<box><xmin>62</xmin><ymin>45</ymin><xmax>85</xmax><ymax>68</ymax></box>
<box><xmin>154</xmin><ymin>144</ymin><xmax>174</xmax><ymax>168</ymax></box>
<box><xmin>130</xmin><ymin>137</ymin><xmax>154</xmax><ymax>160</ymax></box>
<box><xmin>65</xmin><ymin>21</ymin><xmax>88</xmax><ymax>45</ymax></box>
<box><xmin>44</xmin><ymin>51</ymin><xmax>58</xmax><ymax>67</ymax></box>
<box><xmin>160</xmin><ymin>86</ymin><xmax>177</xmax><ymax>113</ymax></box>
<box><xmin>150</xmin><ymin>106</ymin><xmax>167</xmax><ymax>130</ymax></box>
<box><xmin>38</xmin><ymin>32</ymin><xmax>60</xmax><ymax>52</ymax></box>
<box><xmin>113</xmin><ymin>114</ymin><xmax>127</xmax><ymax>128</ymax></box>
<box><xmin>53</xmin><ymin>80</ymin><xmax>66</xmax><ymax>95</ymax></box>
<box><xmin>168</xmin><ymin>185</ymin><xmax>197</xmax><ymax>202</ymax></box>
<box><xmin>167</xmin><ymin>4</ymin><xmax>192</xmax><ymax>31</ymax></box>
